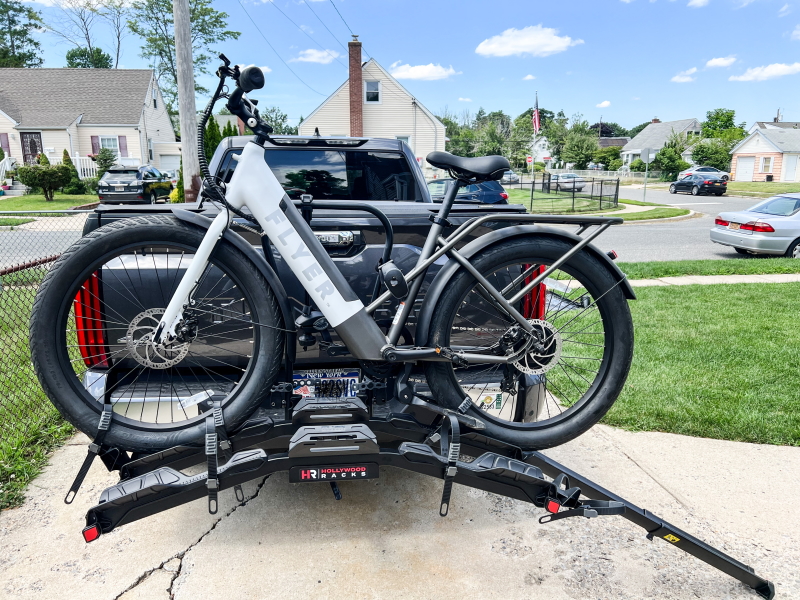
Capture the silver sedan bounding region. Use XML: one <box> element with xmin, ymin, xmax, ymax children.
<box><xmin>710</xmin><ymin>193</ymin><xmax>800</xmax><ymax>257</ymax></box>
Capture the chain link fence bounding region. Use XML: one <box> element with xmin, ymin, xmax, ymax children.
<box><xmin>0</xmin><ymin>211</ymin><xmax>90</xmax><ymax>442</ymax></box>
<box><xmin>504</xmin><ymin>172</ymin><xmax>619</xmax><ymax>213</ymax></box>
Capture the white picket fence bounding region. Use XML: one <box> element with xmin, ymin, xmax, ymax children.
<box><xmin>547</xmin><ymin>168</ymin><xmax>663</xmax><ymax>181</ymax></box>
<box><xmin>48</xmin><ymin>155</ymin><xmax>140</xmax><ymax>180</ymax></box>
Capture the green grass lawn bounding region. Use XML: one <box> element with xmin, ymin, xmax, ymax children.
<box><xmin>604</xmin><ymin>283</ymin><xmax>800</xmax><ymax>445</ymax></box>
<box><xmin>726</xmin><ymin>181</ymin><xmax>800</xmax><ymax>199</ymax></box>
<box><xmin>507</xmin><ymin>188</ymin><xmax>620</xmax><ymax>214</ymax></box>
<box><xmin>619</xmin><ymin>258</ymin><xmax>800</xmax><ymax>280</ymax></box>
<box><xmin>0</xmin><ymin>217</ymin><xmax>35</xmax><ymax>227</ymax></box>
<box><xmin>618</xmin><ymin>198</ymin><xmax>668</xmax><ymax>207</ymax></box>
<box><xmin>618</xmin><ymin>207</ymin><xmax>690</xmax><ymax>221</ymax></box>
<box><xmin>0</xmin><ymin>193</ymin><xmax>97</xmax><ymax>212</ymax></box>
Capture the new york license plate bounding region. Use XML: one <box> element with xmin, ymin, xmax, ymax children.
<box><xmin>293</xmin><ymin>369</ymin><xmax>360</xmax><ymax>398</ymax></box>
<box><xmin>289</xmin><ymin>463</ymin><xmax>379</xmax><ymax>482</ymax></box>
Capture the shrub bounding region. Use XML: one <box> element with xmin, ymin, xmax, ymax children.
<box><xmin>629</xmin><ymin>159</ymin><xmax>647</xmax><ymax>172</ymax></box>
<box><xmin>61</xmin><ymin>149</ymin><xmax>86</xmax><ymax>195</ymax></box>
<box><xmin>36</xmin><ymin>153</ymin><xmax>50</xmax><ymax>165</ymax></box>
<box><xmin>83</xmin><ymin>177</ymin><xmax>99</xmax><ymax>194</ymax></box>
<box><xmin>169</xmin><ymin>187</ymin><xmax>181</xmax><ymax>202</ymax></box>
<box><xmin>16</xmin><ymin>164</ymin><xmax>71</xmax><ymax>201</ymax></box>
<box><xmin>0</xmin><ymin>146</ymin><xmax>4</xmax><ymax>161</ymax></box>
<box><xmin>173</xmin><ymin>157</ymin><xmax>185</xmax><ymax>203</ymax></box>
<box><xmin>608</xmin><ymin>159</ymin><xmax>623</xmax><ymax>171</ymax></box>
<box><xmin>651</xmin><ymin>147</ymin><xmax>690</xmax><ymax>181</ymax></box>
<box><xmin>95</xmin><ymin>148</ymin><xmax>116</xmax><ymax>178</ymax></box>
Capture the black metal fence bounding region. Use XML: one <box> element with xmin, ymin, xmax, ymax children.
<box><xmin>0</xmin><ymin>211</ymin><xmax>89</xmax><ymax>442</ymax></box>
<box><xmin>505</xmin><ymin>172</ymin><xmax>620</xmax><ymax>213</ymax></box>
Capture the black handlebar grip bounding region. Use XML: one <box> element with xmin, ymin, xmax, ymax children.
<box><xmin>238</xmin><ymin>65</ymin><xmax>265</xmax><ymax>92</ymax></box>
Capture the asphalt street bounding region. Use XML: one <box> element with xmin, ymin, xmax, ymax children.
<box><xmin>595</xmin><ymin>188</ymin><xmax>764</xmax><ymax>263</ymax></box>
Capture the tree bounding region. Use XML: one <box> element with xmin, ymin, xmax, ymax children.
<box><xmin>651</xmin><ymin>147</ymin><xmax>690</xmax><ymax>180</ymax></box>
<box><xmin>628</xmin><ymin>121</ymin><xmax>651</xmax><ymax>139</ymax></box>
<box><xmin>590</xmin><ymin>121</ymin><xmax>628</xmax><ymax>137</ymax></box>
<box><xmin>691</xmin><ymin>139</ymin><xmax>734</xmax><ymax>171</ymax></box>
<box><xmin>47</xmin><ymin>0</ymin><xmax>100</xmax><ymax>53</ymax></box>
<box><xmin>541</xmin><ymin>110</ymin><xmax>569</xmax><ymax>162</ymax></box>
<box><xmin>701</xmin><ymin>108</ymin><xmax>746</xmax><ymax>138</ymax></box>
<box><xmin>97</xmin><ymin>0</ymin><xmax>128</xmax><ymax>68</ymax></box>
<box><xmin>37</xmin><ymin>152</ymin><xmax>49</xmax><ymax>165</ymax></box>
<box><xmin>221</xmin><ymin>119</ymin><xmax>236</xmax><ymax>139</ymax></box>
<box><xmin>173</xmin><ymin>156</ymin><xmax>184</xmax><ymax>202</ymax></box>
<box><xmin>629</xmin><ymin>158</ymin><xmax>647</xmax><ymax>172</ymax></box>
<box><xmin>261</xmin><ymin>106</ymin><xmax>298</xmax><ymax>135</ymax></box>
<box><xmin>0</xmin><ymin>0</ymin><xmax>44</xmax><ymax>68</ymax></box>
<box><xmin>593</xmin><ymin>146</ymin><xmax>621</xmax><ymax>170</ymax></box>
<box><xmin>95</xmin><ymin>147</ymin><xmax>116</xmax><ymax>177</ymax></box>
<box><xmin>128</xmin><ymin>0</ymin><xmax>240</xmax><ymax>111</ymax></box>
<box><xmin>16</xmin><ymin>164</ymin><xmax>71</xmax><ymax>201</ymax></box>
<box><xmin>203</xmin><ymin>114</ymin><xmax>222</xmax><ymax>160</ymax></box>
<box><xmin>61</xmin><ymin>149</ymin><xmax>87</xmax><ymax>194</ymax></box>
<box><xmin>562</xmin><ymin>131</ymin><xmax>599</xmax><ymax>169</ymax></box>
<box><xmin>66</xmin><ymin>46</ymin><xmax>112</xmax><ymax>68</ymax></box>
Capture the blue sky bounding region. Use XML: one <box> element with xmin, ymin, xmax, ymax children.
<box><xmin>27</xmin><ymin>0</ymin><xmax>800</xmax><ymax>130</ymax></box>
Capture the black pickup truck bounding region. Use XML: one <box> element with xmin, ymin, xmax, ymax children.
<box><xmin>81</xmin><ymin>135</ymin><xmax>535</xmax><ymax>408</ymax></box>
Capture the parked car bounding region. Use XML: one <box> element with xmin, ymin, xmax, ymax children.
<box><xmin>551</xmin><ymin>173</ymin><xmax>585</xmax><ymax>192</ymax></box>
<box><xmin>500</xmin><ymin>170</ymin><xmax>519</xmax><ymax>184</ymax></box>
<box><xmin>679</xmin><ymin>165</ymin><xmax>730</xmax><ymax>181</ymax></box>
<box><xmin>669</xmin><ymin>173</ymin><xmax>727</xmax><ymax>196</ymax></box>
<box><xmin>97</xmin><ymin>165</ymin><xmax>172</xmax><ymax>204</ymax></box>
<box><xmin>710</xmin><ymin>193</ymin><xmax>800</xmax><ymax>257</ymax></box>
<box><xmin>162</xmin><ymin>169</ymin><xmax>179</xmax><ymax>188</ymax></box>
<box><xmin>427</xmin><ymin>178</ymin><xmax>509</xmax><ymax>204</ymax></box>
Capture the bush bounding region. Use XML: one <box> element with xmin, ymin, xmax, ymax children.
<box><xmin>16</xmin><ymin>164</ymin><xmax>71</xmax><ymax>201</ymax></box>
<box><xmin>61</xmin><ymin>149</ymin><xmax>86</xmax><ymax>195</ymax></box>
<box><xmin>36</xmin><ymin>153</ymin><xmax>50</xmax><ymax>165</ymax></box>
<box><xmin>83</xmin><ymin>177</ymin><xmax>99</xmax><ymax>194</ymax></box>
<box><xmin>651</xmin><ymin>147</ymin><xmax>690</xmax><ymax>181</ymax></box>
<box><xmin>608</xmin><ymin>159</ymin><xmax>623</xmax><ymax>171</ymax></box>
<box><xmin>0</xmin><ymin>146</ymin><xmax>4</xmax><ymax>161</ymax></box>
<box><xmin>629</xmin><ymin>159</ymin><xmax>647</xmax><ymax>172</ymax></box>
<box><xmin>95</xmin><ymin>148</ymin><xmax>116</xmax><ymax>178</ymax></box>
<box><xmin>173</xmin><ymin>157</ymin><xmax>185</xmax><ymax>203</ymax></box>
<box><xmin>169</xmin><ymin>187</ymin><xmax>181</xmax><ymax>202</ymax></box>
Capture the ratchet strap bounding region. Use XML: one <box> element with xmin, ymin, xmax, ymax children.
<box><xmin>205</xmin><ymin>401</ymin><xmax>244</xmax><ymax>514</ymax></box>
<box><xmin>65</xmin><ymin>403</ymin><xmax>113</xmax><ymax>504</ymax></box>
<box><xmin>438</xmin><ymin>415</ymin><xmax>460</xmax><ymax>517</ymax></box>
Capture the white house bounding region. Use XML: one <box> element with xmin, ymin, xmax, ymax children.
<box><xmin>0</xmin><ymin>68</ymin><xmax>180</xmax><ymax>176</ymax></box>
<box><xmin>730</xmin><ymin>128</ymin><xmax>800</xmax><ymax>182</ymax></box>
<box><xmin>298</xmin><ymin>38</ymin><xmax>446</xmax><ymax>178</ymax></box>
<box><xmin>621</xmin><ymin>118</ymin><xmax>701</xmax><ymax>165</ymax></box>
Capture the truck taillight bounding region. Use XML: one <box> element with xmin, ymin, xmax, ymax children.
<box><xmin>522</xmin><ymin>265</ymin><xmax>546</xmax><ymax>320</ymax></box>
<box><xmin>73</xmin><ymin>271</ymin><xmax>109</xmax><ymax>368</ymax></box>
<box><xmin>740</xmin><ymin>221</ymin><xmax>775</xmax><ymax>232</ymax></box>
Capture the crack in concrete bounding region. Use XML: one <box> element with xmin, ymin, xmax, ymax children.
<box><xmin>111</xmin><ymin>475</ymin><xmax>271</xmax><ymax>600</ymax></box>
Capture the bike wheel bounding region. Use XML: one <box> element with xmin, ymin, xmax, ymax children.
<box><xmin>30</xmin><ymin>215</ymin><xmax>284</xmax><ymax>452</ymax></box>
<box><xmin>423</xmin><ymin>236</ymin><xmax>633</xmax><ymax>450</ymax></box>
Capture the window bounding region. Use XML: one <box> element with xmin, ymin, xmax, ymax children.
<box><xmin>760</xmin><ymin>157</ymin><xmax>772</xmax><ymax>173</ymax></box>
<box><xmin>148</xmin><ymin>139</ymin><xmax>154</xmax><ymax>161</ymax></box>
<box><xmin>152</xmin><ymin>85</ymin><xmax>158</xmax><ymax>109</ymax></box>
<box><xmin>100</xmin><ymin>136</ymin><xmax>119</xmax><ymax>154</ymax></box>
<box><xmin>396</xmin><ymin>136</ymin><xmax>410</xmax><ymax>145</ymax></box>
<box><xmin>364</xmin><ymin>81</ymin><xmax>380</xmax><ymax>103</ymax></box>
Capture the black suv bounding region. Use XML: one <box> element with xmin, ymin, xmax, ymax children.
<box><xmin>97</xmin><ymin>165</ymin><xmax>173</xmax><ymax>204</ymax></box>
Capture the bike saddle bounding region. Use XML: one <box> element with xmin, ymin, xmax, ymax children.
<box><xmin>426</xmin><ymin>151</ymin><xmax>510</xmax><ymax>182</ymax></box>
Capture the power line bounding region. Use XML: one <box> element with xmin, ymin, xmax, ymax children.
<box><xmin>266</xmin><ymin>1</ymin><xmax>347</xmax><ymax>69</ymax></box>
<box><xmin>303</xmin><ymin>0</ymin><xmax>349</xmax><ymax>55</ymax></box>
<box><xmin>237</xmin><ymin>0</ymin><xmax>326</xmax><ymax>97</ymax></box>
<box><xmin>327</xmin><ymin>0</ymin><xmax>370</xmax><ymax>59</ymax></box>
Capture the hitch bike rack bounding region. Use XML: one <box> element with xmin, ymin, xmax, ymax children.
<box><xmin>75</xmin><ymin>394</ymin><xmax>775</xmax><ymax>599</ymax></box>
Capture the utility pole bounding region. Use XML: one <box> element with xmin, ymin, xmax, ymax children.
<box><xmin>173</xmin><ymin>0</ymin><xmax>201</xmax><ymax>203</ymax></box>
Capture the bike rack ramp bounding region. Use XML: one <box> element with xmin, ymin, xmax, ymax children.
<box><xmin>76</xmin><ymin>398</ymin><xmax>775</xmax><ymax>599</ymax></box>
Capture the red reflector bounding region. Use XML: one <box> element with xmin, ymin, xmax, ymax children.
<box><xmin>607</xmin><ymin>250</ymin><xmax>618</xmax><ymax>260</ymax></box>
<box><xmin>500</xmin><ymin>192</ymin><xmax>509</xmax><ymax>200</ymax></box>
<box><xmin>546</xmin><ymin>499</ymin><xmax>561</xmax><ymax>514</ymax></box>
<box><xmin>521</xmin><ymin>264</ymin><xmax>546</xmax><ymax>320</ymax></box>
<box><xmin>714</xmin><ymin>217</ymin><xmax>729</xmax><ymax>226</ymax></box>
<box><xmin>73</xmin><ymin>271</ymin><xmax>109</xmax><ymax>368</ymax></box>
<box><xmin>82</xmin><ymin>524</ymin><xmax>101</xmax><ymax>543</ymax></box>
<box><xmin>740</xmin><ymin>221</ymin><xmax>775</xmax><ymax>232</ymax></box>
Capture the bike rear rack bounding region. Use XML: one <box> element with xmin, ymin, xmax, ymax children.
<box><xmin>78</xmin><ymin>397</ymin><xmax>774</xmax><ymax>599</ymax></box>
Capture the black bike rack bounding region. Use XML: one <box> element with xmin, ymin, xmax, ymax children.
<box><xmin>77</xmin><ymin>394</ymin><xmax>775</xmax><ymax>599</ymax></box>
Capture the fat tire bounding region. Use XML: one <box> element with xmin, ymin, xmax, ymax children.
<box><xmin>423</xmin><ymin>236</ymin><xmax>633</xmax><ymax>450</ymax></box>
<box><xmin>30</xmin><ymin>215</ymin><xmax>283</xmax><ymax>452</ymax></box>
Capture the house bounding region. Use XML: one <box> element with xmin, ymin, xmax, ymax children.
<box><xmin>297</xmin><ymin>37</ymin><xmax>446</xmax><ymax>178</ymax></box>
<box><xmin>621</xmin><ymin>118</ymin><xmax>701</xmax><ymax>165</ymax></box>
<box><xmin>0</xmin><ymin>68</ymin><xmax>180</xmax><ymax>177</ymax></box>
<box><xmin>598</xmin><ymin>137</ymin><xmax>630</xmax><ymax>149</ymax></box>
<box><xmin>748</xmin><ymin>120</ymin><xmax>800</xmax><ymax>135</ymax></box>
<box><xmin>730</xmin><ymin>128</ymin><xmax>800</xmax><ymax>182</ymax></box>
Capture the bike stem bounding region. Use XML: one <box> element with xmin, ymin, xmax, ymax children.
<box><xmin>386</xmin><ymin>178</ymin><xmax>463</xmax><ymax>346</ymax></box>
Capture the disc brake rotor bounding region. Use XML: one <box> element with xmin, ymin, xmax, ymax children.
<box><xmin>509</xmin><ymin>319</ymin><xmax>563</xmax><ymax>375</ymax></box>
<box><xmin>126</xmin><ymin>308</ymin><xmax>190</xmax><ymax>369</ymax></box>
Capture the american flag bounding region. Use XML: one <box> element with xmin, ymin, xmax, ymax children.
<box><xmin>532</xmin><ymin>92</ymin><xmax>541</xmax><ymax>135</ymax></box>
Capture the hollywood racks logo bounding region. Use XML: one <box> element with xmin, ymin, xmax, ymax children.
<box><xmin>300</xmin><ymin>466</ymin><xmax>368</xmax><ymax>480</ymax></box>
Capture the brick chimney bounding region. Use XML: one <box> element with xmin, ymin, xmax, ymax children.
<box><xmin>651</xmin><ymin>117</ymin><xmax>661</xmax><ymax>124</ymax></box>
<box><xmin>348</xmin><ymin>35</ymin><xmax>363</xmax><ymax>137</ymax></box>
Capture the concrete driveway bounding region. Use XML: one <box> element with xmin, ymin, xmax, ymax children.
<box><xmin>2</xmin><ymin>425</ymin><xmax>797</xmax><ymax>600</ymax></box>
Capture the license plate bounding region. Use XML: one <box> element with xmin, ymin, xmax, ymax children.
<box><xmin>289</xmin><ymin>463</ymin><xmax>379</xmax><ymax>482</ymax></box>
<box><xmin>293</xmin><ymin>369</ymin><xmax>360</xmax><ymax>398</ymax></box>
<box><xmin>115</xmin><ymin>186</ymin><xmax>125</xmax><ymax>191</ymax></box>
<box><xmin>729</xmin><ymin>223</ymin><xmax>740</xmax><ymax>230</ymax></box>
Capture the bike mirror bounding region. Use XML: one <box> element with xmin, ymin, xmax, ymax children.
<box><xmin>238</xmin><ymin>65</ymin><xmax>265</xmax><ymax>93</ymax></box>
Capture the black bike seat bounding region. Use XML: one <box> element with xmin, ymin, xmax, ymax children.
<box><xmin>426</xmin><ymin>151</ymin><xmax>510</xmax><ymax>181</ymax></box>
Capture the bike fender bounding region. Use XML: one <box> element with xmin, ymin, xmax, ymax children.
<box><xmin>171</xmin><ymin>208</ymin><xmax>296</xmax><ymax>361</ymax></box>
<box><xmin>415</xmin><ymin>224</ymin><xmax>635</xmax><ymax>346</ymax></box>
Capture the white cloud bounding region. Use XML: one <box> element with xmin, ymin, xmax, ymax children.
<box><xmin>620</xmin><ymin>0</ymin><xmax>635</xmax><ymax>3</ymax></box>
<box><xmin>632</xmin><ymin>96</ymin><xmax>641</xmax><ymax>100</ymax></box>
<box><xmin>289</xmin><ymin>49</ymin><xmax>340</xmax><ymax>64</ymax></box>
<box><xmin>729</xmin><ymin>62</ymin><xmax>800</xmax><ymax>81</ymax></box>
<box><xmin>688</xmin><ymin>0</ymin><xmax>709</xmax><ymax>6</ymax></box>
<box><xmin>475</xmin><ymin>25</ymin><xmax>584</xmax><ymax>57</ymax></box>
<box><xmin>300</xmin><ymin>25</ymin><xmax>314</xmax><ymax>34</ymax></box>
<box><xmin>260</xmin><ymin>66</ymin><xmax>272</xmax><ymax>73</ymax></box>
<box><xmin>671</xmin><ymin>67</ymin><xmax>697</xmax><ymax>82</ymax></box>
<box><xmin>779</xmin><ymin>3</ymin><xmax>791</xmax><ymax>17</ymax></box>
<box><xmin>596</xmin><ymin>100</ymin><xmax>611</xmax><ymax>108</ymax></box>
<box><xmin>390</xmin><ymin>63</ymin><xmax>459</xmax><ymax>80</ymax></box>
<box><xmin>458</xmin><ymin>97</ymin><xmax>472</xmax><ymax>102</ymax></box>
<box><xmin>523</xmin><ymin>74</ymin><xmax>536</xmax><ymax>80</ymax></box>
<box><xmin>792</xmin><ymin>24</ymin><xmax>800</xmax><ymax>39</ymax></box>
<box><xmin>706</xmin><ymin>55</ymin><xmax>736</xmax><ymax>67</ymax></box>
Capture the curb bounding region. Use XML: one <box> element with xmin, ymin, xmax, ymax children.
<box><xmin>620</xmin><ymin>210</ymin><xmax>702</xmax><ymax>225</ymax></box>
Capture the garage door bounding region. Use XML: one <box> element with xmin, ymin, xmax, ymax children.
<box><xmin>736</xmin><ymin>156</ymin><xmax>754</xmax><ymax>182</ymax></box>
<box><xmin>159</xmin><ymin>154</ymin><xmax>181</xmax><ymax>172</ymax></box>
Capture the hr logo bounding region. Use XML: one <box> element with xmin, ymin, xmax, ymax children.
<box><xmin>300</xmin><ymin>469</ymin><xmax>317</xmax><ymax>480</ymax></box>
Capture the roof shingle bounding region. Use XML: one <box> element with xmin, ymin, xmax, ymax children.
<box><xmin>0</xmin><ymin>68</ymin><xmax>153</xmax><ymax>127</ymax></box>
<box><xmin>622</xmin><ymin>119</ymin><xmax>700</xmax><ymax>152</ymax></box>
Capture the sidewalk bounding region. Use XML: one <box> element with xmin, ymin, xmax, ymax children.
<box><xmin>629</xmin><ymin>273</ymin><xmax>800</xmax><ymax>287</ymax></box>
<box><xmin>1</xmin><ymin>424</ymin><xmax>796</xmax><ymax>599</ymax></box>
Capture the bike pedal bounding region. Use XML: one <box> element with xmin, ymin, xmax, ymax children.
<box><xmin>291</xmin><ymin>396</ymin><xmax>369</xmax><ymax>425</ymax></box>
